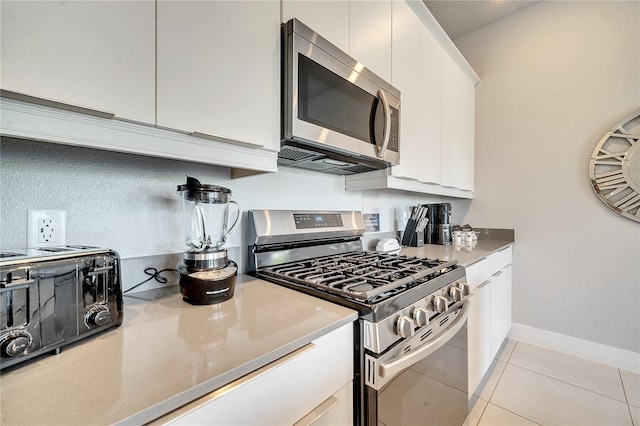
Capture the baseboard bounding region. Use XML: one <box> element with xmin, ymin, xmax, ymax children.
<box><xmin>509</xmin><ymin>323</ymin><xmax>640</xmax><ymax>374</ymax></box>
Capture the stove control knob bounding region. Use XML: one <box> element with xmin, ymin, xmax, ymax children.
<box><xmin>396</xmin><ymin>315</ymin><xmax>415</xmax><ymax>338</ymax></box>
<box><xmin>457</xmin><ymin>282</ymin><xmax>470</xmax><ymax>297</ymax></box>
<box><xmin>85</xmin><ymin>305</ymin><xmax>111</xmax><ymax>327</ymax></box>
<box><xmin>449</xmin><ymin>286</ymin><xmax>462</xmax><ymax>302</ymax></box>
<box><xmin>433</xmin><ymin>296</ymin><xmax>448</xmax><ymax>313</ymax></box>
<box><xmin>412</xmin><ymin>307</ymin><xmax>430</xmax><ymax>327</ymax></box>
<box><xmin>0</xmin><ymin>332</ymin><xmax>32</xmax><ymax>357</ymax></box>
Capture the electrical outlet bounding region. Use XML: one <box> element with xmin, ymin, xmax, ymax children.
<box><xmin>27</xmin><ymin>209</ymin><xmax>66</xmax><ymax>248</ymax></box>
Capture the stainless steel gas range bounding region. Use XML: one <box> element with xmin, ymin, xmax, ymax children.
<box><xmin>247</xmin><ymin>210</ymin><xmax>471</xmax><ymax>426</ymax></box>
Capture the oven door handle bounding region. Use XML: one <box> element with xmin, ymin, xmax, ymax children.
<box><xmin>379</xmin><ymin>300</ymin><xmax>470</xmax><ymax>379</ymax></box>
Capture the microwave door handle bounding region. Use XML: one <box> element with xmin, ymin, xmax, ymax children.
<box><xmin>376</xmin><ymin>89</ymin><xmax>391</xmax><ymax>159</ymax></box>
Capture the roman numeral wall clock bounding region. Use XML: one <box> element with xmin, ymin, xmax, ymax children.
<box><xmin>589</xmin><ymin>110</ymin><xmax>640</xmax><ymax>223</ymax></box>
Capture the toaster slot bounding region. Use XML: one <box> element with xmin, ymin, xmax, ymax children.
<box><xmin>37</xmin><ymin>259</ymin><xmax>78</xmax><ymax>346</ymax></box>
<box><xmin>1</xmin><ymin>287</ymin><xmax>28</xmax><ymax>331</ymax></box>
<box><xmin>0</xmin><ymin>267</ymin><xmax>33</xmax><ymax>331</ymax></box>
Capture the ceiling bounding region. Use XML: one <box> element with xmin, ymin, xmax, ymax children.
<box><xmin>423</xmin><ymin>0</ymin><xmax>541</xmax><ymax>40</ymax></box>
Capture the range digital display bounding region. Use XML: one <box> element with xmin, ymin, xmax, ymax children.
<box><xmin>293</xmin><ymin>213</ymin><xmax>343</xmax><ymax>229</ymax></box>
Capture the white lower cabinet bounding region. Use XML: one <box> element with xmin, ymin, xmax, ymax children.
<box><xmin>466</xmin><ymin>246</ymin><xmax>513</xmax><ymax>394</ymax></box>
<box><xmin>155</xmin><ymin>323</ymin><xmax>354</xmax><ymax>425</ymax></box>
<box><xmin>489</xmin><ymin>264</ymin><xmax>513</xmax><ymax>359</ymax></box>
<box><xmin>468</xmin><ymin>275</ymin><xmax>492</xmax><ymax>395</ymax></box>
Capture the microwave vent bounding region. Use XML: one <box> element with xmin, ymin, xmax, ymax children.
<box><xmin>278</xmin><ymin>140</ymin><xmax>389</xmax><ymax>175</ymax></box>
<box><xmin>344</xmin><ymin>164</ymin><xmax>377</xmax><ymax>174</ymax></box>
<box><xmin>279</xmin><ymin>146</ymin><xmax>318</xmax><ymax>163</ymax></box>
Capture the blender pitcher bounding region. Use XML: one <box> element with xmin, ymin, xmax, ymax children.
<box><xmin>176</xmin><ymin>176</ymin><xmax>240</xmax><ymax>305</ymax></box>
<box><xmin>178</xmin><ymin>176</ymin><xmax>240</xmax><ymax>253</ymax></box>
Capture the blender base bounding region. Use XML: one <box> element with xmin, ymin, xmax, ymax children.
<box><xmin>178</xmin><ymin>260</ymin><xmax>237</xmax><ymax>305</ymax></box>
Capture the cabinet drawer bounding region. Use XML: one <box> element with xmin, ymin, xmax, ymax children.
<box><xmin>155</xmin><ymin>323</ymin><xmax>354</xmax><ymax>425</ymax></box>
<box><xmin>490</xmin><ymin>245</ymin><xmax>512</xmax><ymax>272</ymax></box>
<box><xmin>465</xmin><ymin>245</ymin><xmax>513</xmax><ymax>291</ymax></box>
<box><xmin>294</xmin><ymin>381</ymin><xmax>353</xmax><ymax>426</ymax></box>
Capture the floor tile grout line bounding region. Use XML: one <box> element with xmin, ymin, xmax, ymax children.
<box><xmin>485</xmin><ymin>340</ymin><xmax>518</xmax><ymax>403</ymax></box>
<box><xmin>503</xmin><ymin>338</ymin><xmax>518</xmax><ymax>364</ymax></box>
<box><xmin>406</xmin><ymin>366</ymin><xmax>468</xmax><ymax>394</ymax></box>
<box><xmin>618</xmin><ymin>368</ymin><xmax>636</xmax><ymax>426</ymax></box>
<box><xmin>618</xmin><ymin>368</ymin><xmax>631</xmax><ymax>404</ymax></box>
<box><xmin>485</xmin><ymin>401</ymin><xmax>544</xmax><ymax>426</ymax></box>
<box><xmin>473</xmin><ymin>398</ymin><xmax>490</xmax><ymax>426</ymax></box>
<box><xmin>502</xmin><ymin>362</ymin><xmax>631</xmax><ymax>405</ymax></box>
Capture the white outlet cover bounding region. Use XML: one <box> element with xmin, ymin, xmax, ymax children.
<box><xmin>27</xmin><ymin>209</ymin><xmax>67</xmax><ymax>248</ymax></box>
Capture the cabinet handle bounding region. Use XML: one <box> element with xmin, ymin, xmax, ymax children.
<box><xmin>190</xmin><ymin>131</ymin><xmax>264</xmax><ymax>149</ymax></box>
<box><xmin>293</xmin><ymin>395</ymin><xmax>339</xmax><ymax>426</ymax></box>
<box><xmin>1</xmin><ymin>89</ymin><xmax>115</xmax><ymax>119</ymax></box>
<box><xmin>477</xmin><ymin>279</ymin><xmax>491</xmax><ymax>289</ymax></box>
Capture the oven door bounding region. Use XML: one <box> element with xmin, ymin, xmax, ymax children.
<box><xmin>363</xmin><ymin>300</ymin><xmax>470</xmax><ymax>426</ymax></box>
<box><xmin>283</xmin><ymin>21</ymin><xmax>400</xmax><ymax>165</ymax></box>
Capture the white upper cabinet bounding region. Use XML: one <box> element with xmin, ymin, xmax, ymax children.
<box><xmin>345</xmin><ymin>0</ymin><xmax>478</xmax><ymax>198</ymax></box>
<box><xmin>349</xmin><ymin>1</ymin><xmax>392</xmax><ymax>82</ymax></box>
<box><xmin>156</xmin><ymin>1</ymin><xmax>280</xmax><ymax>151</ymax></box>
<box><xmin>283</xmin><ymin>1</ymin><xmax>392</xmax><ymax>82</ymax></box>
<box><xmin>282</xmin><ymin>1</ymin><xmax>350</xmax><ymax>53</ymax></box>
<box><xmin>389</xmin><ymin>0</ymin><xmax>442</xmax><ymax>184</ymax></box>
<box><xmin>0</xmin><ymin>0</ymin><xmax>155</xmax><ymax>123</ymax></box>
<box><xmin>442</xmin><ymin>52</ymin><xmax>475</xmax><ymax>191</ymax></box>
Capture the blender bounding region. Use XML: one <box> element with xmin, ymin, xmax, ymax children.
<box><xmin>176</xmin><ymin>176</ymin><xmax>240</xmax><ymax>305</ymax></box>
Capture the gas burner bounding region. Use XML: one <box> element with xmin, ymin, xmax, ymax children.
<box><xmin>260</xmin><ymin>252</ymin><xmax>458</xmax><ymax>304</ymax></box>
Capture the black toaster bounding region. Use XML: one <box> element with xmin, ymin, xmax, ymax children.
<box><xmin>0</xmin><ymin>245</ymin><xmax>123</xmax><ymax>370</ymax></box>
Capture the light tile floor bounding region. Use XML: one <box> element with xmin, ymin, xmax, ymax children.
<box><xmin>468</xmin><ymin>339</ymin><xmax>640</xmax><ymax>426</ymax></box>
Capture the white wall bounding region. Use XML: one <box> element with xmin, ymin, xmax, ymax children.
<box><xmin>0</xmin><ymin>136</ymin><xmax>460</xmax><ymax>264</ymax></box>
<box><xmin>455</xmin><ymin>1</ymin><xmax>640</xmax><ymax>353</ymax></box>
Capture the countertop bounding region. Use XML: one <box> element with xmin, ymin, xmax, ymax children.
<box><xmin>0</xmin><ymin>275</ymin><xmax>358</xmax><ymax>425</ymax></box>
<box><xmin>401</xmin><ymin>238</ymin><xmax>514</xmax><ymax>266</ymax></box>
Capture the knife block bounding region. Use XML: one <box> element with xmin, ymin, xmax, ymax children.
<box><xmin>401</xmin><ymin>219</ymin><xmax>424</xmax><ymax>247</ymax></box>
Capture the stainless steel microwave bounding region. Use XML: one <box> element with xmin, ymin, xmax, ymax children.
<box><xmin>280</xmin><ymin>19</ymin><xmax>401</xmax><ymax>175</ymax></box>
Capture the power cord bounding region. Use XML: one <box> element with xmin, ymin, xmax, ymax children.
<box><xmin>123</xmin><ymin>267</ymin><xmax>178</xmax><ymax>294</ymax></box>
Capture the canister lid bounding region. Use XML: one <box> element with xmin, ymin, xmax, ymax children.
<box><xmin>177</xmin><ymin>176</ymin><xmax>231</xmax><ymax>203</ymax></box>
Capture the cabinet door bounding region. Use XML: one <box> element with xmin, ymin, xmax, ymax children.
<box><xmin>349</xmin><ymin>0</ymin><xmax>392</xmax><ymax>82</ymax></box>
<box><xmin>498</xmin><ymin>265</ymin><xmax>513</xmax><ymax>345</ymax></box>
<box><xmin>489</xmin><ymin>265</ymin><xmax>513</xmax><ymax>359</ymax></box>
<box><xmin>390</xmin><ymin>0</ymin><xmax>442</xmax><ymax>184</ymax></box>
<box><xmin>489</xmin><ymin>271</ymin><xmax>505</xmax><ymax>359</ymax></box>
<box><xmin>503</xmin><ymin>264</ymin><xmax>513</xmax><ymax>336</ymax></box>
<box><xmin>282</xmin><ymin>1</ymin><xmax>350</xmax><ymax>53</ymax></box>
<box><xmin>441</xmin><ymin>52</ymin><xmax>475</xmax><ymax>191</ymax></box>
<box><xmin>0</xmin><ymin>0</ymin><xmax>155</xmax><ymax>123</ymax></box>
<box><xmin>468</xmin><ymin>280</ymin><xmax>491</xmax><ymax>395</ymax></box>
<box><xmin>157</xmin><ymin>1</ymin><xmax>280</xmax><ymax>151</ymax></box>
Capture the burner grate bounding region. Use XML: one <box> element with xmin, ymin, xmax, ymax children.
<box><xmin>260</xmin><ymin>252</ymin><xmax>458</xmax><ymax>303</ymax></box>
